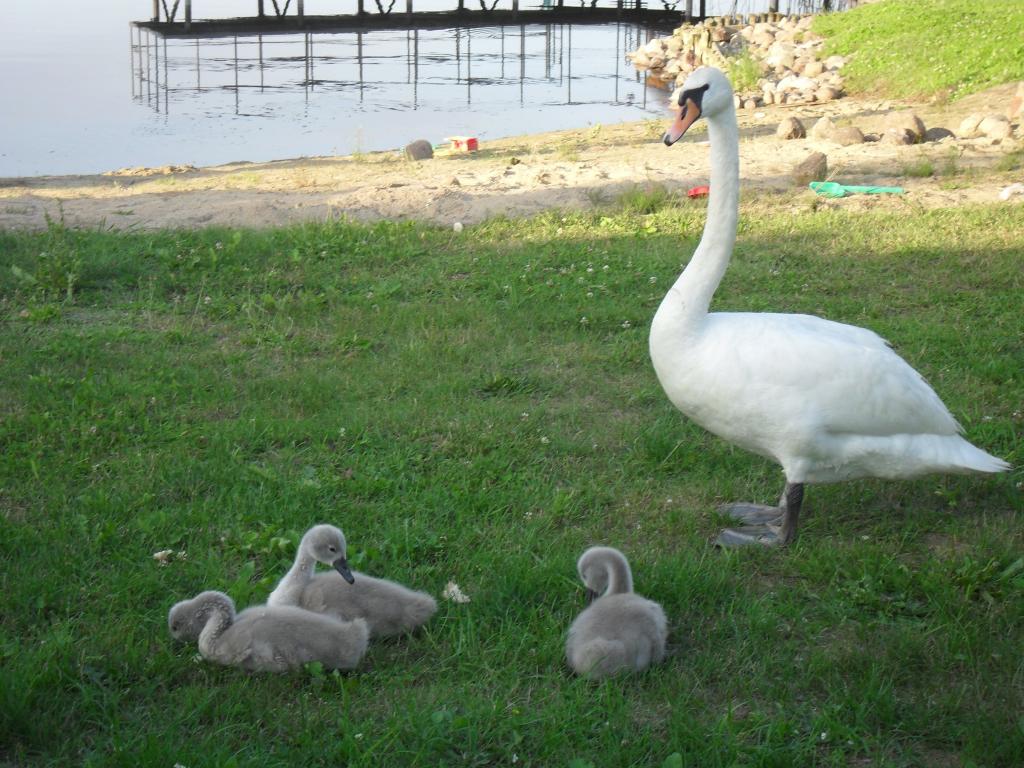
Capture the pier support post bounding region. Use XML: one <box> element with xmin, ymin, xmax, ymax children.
<box><xmin>297</xmin><ymin>0</ymin><xmax>304</xmax><ymax>23</ymax></box>
<box><xmin>258</xmin><ymin>0</ymin><xmax>265</xmax><ymax>17</ymax></box>
<box><xmin>769</xmin><ymin>0</ymin><xmax>779</xmax><ymax>11</ymax></box>
<box><xmin>185</xmin><ymin>0</ymin><xmax>192</xmax><ymax>30</ymax></box>
<box><xmin>152</xmin><ymin>0</ymin><xmax>159</xmax><ymax>21</ymax></box>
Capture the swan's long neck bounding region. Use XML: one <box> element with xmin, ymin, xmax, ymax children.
<box><xmin>604</xmin><ymin>555</ymin><xmax>634</xmax><ymax>596</ymax></box>
<box><xmin>652</xmin><ymin>104</ymin><xmax>739</xmax><ymax>339</ymax></box>
<box><xmin>267</xmin><ymin>544</ymin><xmax>317</xmax><ymax>605</ymax></box>
<box><xmin>197</xmin><ymin>594</ymin><xmax>234</xmax><ymax>657</ymax></box>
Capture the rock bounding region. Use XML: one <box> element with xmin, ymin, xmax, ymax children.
<box><xmin>832</xmin><ymin>126</ymin><xmax>865</xmax><ymax>145</ymax></box>
<box><xmin>824</xmin><ymin>55</ymin><xmax>846</xmax><ymax>70</ymax></box>
<box><xmin>883</xmin><ymin>111</ymin><xmax>926</xmax><ymax>143</ymax></box>
<box><xmin>631</xmin><ymin>51</ymin><xmax>651</xmax><ymax>69</ymax></box>
<box><xmin>776</xmin><ymin>74</ymin><xmax>817</xmax><ymax>93</ymax></box>
<box><xmin>743</xmin><ymin>98</ymin><xmax>760</xmax><ymax>110</ymax></box>
<box><xmin>957</xmin><ymin>113</ymin><xmax>986</xmax><ymax>138</ymax></box>
<box><xmin>775</xmin><ymin>51</ymin><xmax>796</xmax><ymax>71</ymax></box>
<box><xmin>1009</xmin><ymin>81</ymin><xmax>1024</xmax><ymax>121</ymax></box>
<box><xmin>802</xmin><ymin>60</ymin><xmax>824</xmax><ymax>78</ymax></box>
<box><xmin>882</xmin><ymin>127</ymin><xmax>916</xmax><ymax>145</ymax></box>
<box><xmin>404</xmin><ymin>139</ymin><xmax>434</xmax><ymax>161</ymax></box>
<box><xmin>792</xmin><ymin>151</ymin><xmax>828</xmax><ymax>186</ymax></box>
<box><xmin>815</xmin><ymin>86</ymin><xmax>842</xmax><ymax>102</ymax></box>
<box><xmin>810</xmin><ymin>116</ymin><xmax>836</xmax><ymax>140</ymax></box>
<box><xmin>979</xmin><ymin>115</ymin><xmax>1013</xmax><ymax>140</ymax></box>
<box><xmin>776</xmin><ymin>117</ymin><xmax>807</xmax><ymax>140</ymax></box>
<box><xmin>923</xmin><ymin>127</ymin><xmax>955</xmax><ymax>142</ymax></box>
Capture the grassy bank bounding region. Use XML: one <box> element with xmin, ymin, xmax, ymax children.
<box><xmin>814</xmin><ymin>0</ymin><xmax>1024</xmax><ymax>101</ymax></box>
<box><xmin>1</xmin><ymin>199</ymin><xmax>1022</xmax><ymax>767</ymax></box>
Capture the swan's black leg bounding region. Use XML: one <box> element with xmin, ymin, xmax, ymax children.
<box><xmin>714</xmin><ymin>482</ymin><xmax>804</xmax><ymax>548</ymax></box>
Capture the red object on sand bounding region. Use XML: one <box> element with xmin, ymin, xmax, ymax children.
<box><xmin>447</xmin><ymin>136</ymin><xmax>479</xmax><ymax>152</ymax></box>
<box><xmin>687</xmin><ymin>185</ymin><xmax>709</xmax><ymax>198</ymax></box>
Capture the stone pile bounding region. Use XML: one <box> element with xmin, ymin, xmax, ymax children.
<box><xmin>627</xmin><ymin>13</ymin><xmax>846</xmax><ymax>109</ymax></box>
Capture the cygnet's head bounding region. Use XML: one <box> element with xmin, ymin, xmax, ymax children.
<box><xmin>302</xmin><ymin>524</ymin><xmax>355</xmax><ymax>584</ymax></box>
<box><xmin>576</xmin><ymin>546</ymin><xmax>632</xmax><ymax>602</ymax></box>
<box><xmin>663</xmin><ymin>67</ymin><xmax>735</xmax><ymax>146</ymax></box>
<box><xmin>168</xmin><ymin>590</ymin><xmax>235</xmax><ymax>641</ymax></box>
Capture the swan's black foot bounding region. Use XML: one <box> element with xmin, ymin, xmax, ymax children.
<box><xmin>718</xmin><ymin>502</ymin><xmax>783</xmax><ymax>525</ymax></box>
<box><xmin>714</xmin><ymin>483</ymin><xmax>805</xmax><ymax>549</ymax></box>
<box><xmin>715</xmin><ymin>524</ymin><xmax>786</xmax><ymax>548</ymax></box>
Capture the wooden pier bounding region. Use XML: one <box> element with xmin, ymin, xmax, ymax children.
<box><xmin>140</xmin><ymin>0</ymin><xmax>691</xmax><ymax>36</ymax></box>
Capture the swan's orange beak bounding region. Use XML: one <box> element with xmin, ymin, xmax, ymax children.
<box><xmin>663</xmin><ymin>94</ymin><xmax>702</xmax><ymax>146</ymax></box>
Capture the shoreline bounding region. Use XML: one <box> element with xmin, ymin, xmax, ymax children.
<box><xmin>2</xmin><ymin>85</ymin><xmax>1021</xmax><ymax>232</ymax></box>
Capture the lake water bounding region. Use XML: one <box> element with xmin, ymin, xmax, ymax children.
<box><xmin>0</xmin><ymin>0</ymin><xmax>836</xmax><ymax>177</ymax></box>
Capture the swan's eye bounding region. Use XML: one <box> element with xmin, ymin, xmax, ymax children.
<box><xmin>171</xmin><ymin>623</ymin><xmax>179</xmax><ymax>631</ymax></box>
<box><xmin>328</xmin><ymin>545</ymin><xmax>337</xmax><ymax>553</ymax></box>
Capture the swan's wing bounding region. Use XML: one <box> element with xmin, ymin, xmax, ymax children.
<box><xmin>707</xmin><ymin>312</ymin><xmax>962</xmax><ymax>438</ymax></box>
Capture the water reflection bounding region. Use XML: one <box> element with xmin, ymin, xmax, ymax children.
<box><xmin>130</xmin><ymin>23</ymin><xmax>665</xmax><ymax>118</ymax></box>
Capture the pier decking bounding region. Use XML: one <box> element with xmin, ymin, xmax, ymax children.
<box><xmin>139</xmin><ymin>0</ymin><xmax>695</xmax><ymax>36</ymax></box>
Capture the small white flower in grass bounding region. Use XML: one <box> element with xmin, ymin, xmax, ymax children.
<box><xmin>621</xmin><ymin>320</ymin><xmax>631</xmax><ymax>329</ymax></box>
<box><xmin>453</xmin><ymin>221</ymin><xmax>463</xmax><ymax>232</ymax></box>
<box><xmin>443</xmin><ymin>581</ymin><xmax>471</xmax><ymax>604</ymax></box>
<box><xmin>520</xmin><ymin>412</ymin><xmax>530</xmax><ymax>420</ymax></box>
<box><xmin>203</xmin><ymin>296</ymin><xmax>212</xmax><ymax>305</ymax></box>
<box><xmin>648</xmin><ymin>276</ymin><xmax>657</xmax><ymax>284</ymax></box>
<box><xmin>586</xmin><ymin>292</ymin><xmax>594</xmax><ymax>298</ymax></box>
<box><xmin>540</xmin><ymin>436</ymin><xmax>550</xmax><ymax>445</ymax></box>
<box><xmin>512</xmin><ymin>754</ymin><xmax>519</xmax><ymax>764</ymax></box>
<box><xmin>354</xmin><ymin>733</ymin><xmax>364</xmax><ymax>741</ymax></box>
<box><xmin>579</xmin><ymin>316</ymin><xmax>589</xmax><ymax>325</ymax></box>
<box><xmin>153</xmin><ymin>549</ymin><xmax>174</xmax><ymax>565</ymax></box>
<box><xmin>602</xmin><ymin>264</ymin><xmax>609</xmax><ymax>271</ymax></box>
<box><xmin>820</xmin><ymin>732</ymin><xmax>829</xmax><ymax>742</ymax></box>
<box><xmin>586</xmin><ymin>266</ymin><xmax>594</xmax><ymax>273</ymax></box>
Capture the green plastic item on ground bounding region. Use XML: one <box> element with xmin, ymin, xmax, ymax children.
<box><xmin>809</xmin><ymin>181</ymin><xmax>906</xmax><ymax>198</ymax></box>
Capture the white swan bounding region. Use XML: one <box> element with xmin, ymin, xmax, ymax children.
<box><xmin>267</xmin><ymin>524</ymin><xmax>438</xmax><ymax>637</ymax></box>
<box><xmin>655</xmin><ymin>67</ymin><xmax>1010</xmax><ymax>547</ymax></box>
<box><xmin>168</xmin><ymin>590</ymin><xmax>369</xmax><ymax>672</ymax></box>
<box><xmin>565</xmin><ymin>547</ymin><xmax>667</xmax><ymax>679</ymax></box>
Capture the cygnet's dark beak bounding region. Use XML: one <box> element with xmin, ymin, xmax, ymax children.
<box><xmin>663</xmin><ymin>84</ymin><xmax>709</xmax><ymax>146</ymax></box>
<box><xmin>333</xmin><ymin>557</ymin><xmax>355</xmax><ymax>584</ymax></box>
<box><xmin>585</xmin><ymin>588</ymin><xmax>599</xmax><ymax>604</ymax></box>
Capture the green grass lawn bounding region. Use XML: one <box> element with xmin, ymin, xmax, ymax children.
<box><xmin>814</xmin><ymin>0</ymin><xmax>1024</xmax><ymax>101</ymax></box>
<box><xmin>1</xmin><ymin>199</ymin><xmax>1022</xmax><ymax>767</ymax></box>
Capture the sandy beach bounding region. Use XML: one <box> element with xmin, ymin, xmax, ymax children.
<box><xmin>1</xmin><ymin>83</ymin><xmax>1020</xmax><ymax>231</ymax></box>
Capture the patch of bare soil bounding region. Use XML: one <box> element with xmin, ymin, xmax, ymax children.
<box><xmin>1</xmin><ymin>84</ymin><xmax>1020</xmax><ymax>231</ymax></box>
